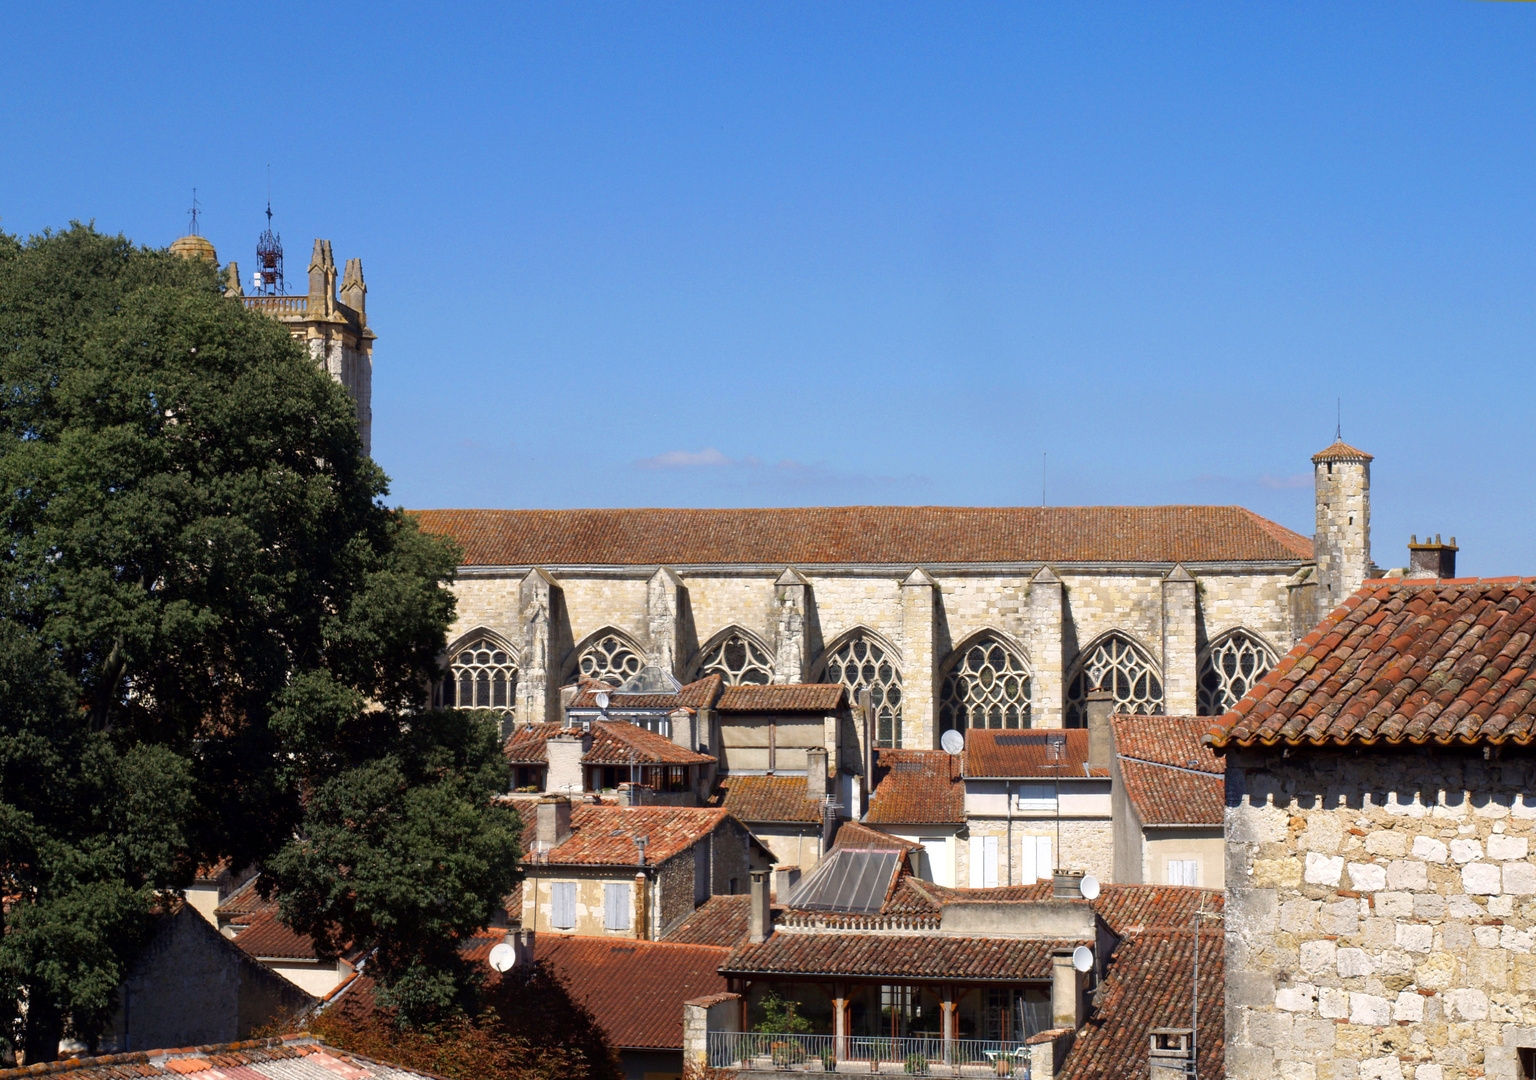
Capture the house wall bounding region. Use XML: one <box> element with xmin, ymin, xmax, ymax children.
<box><xmin>1142</xmin><ymin>829</ymin><xmax>1225</xmax><ymax>889</ymax></box>
<box><xmin>1224</xmin><ymin>746</ymin><xmax>1536</xmax><ymax>1080</ymax></box>
<box><xmin>658</xmin><ymin>853</ymin><xmax>697</xmax><ymax>937</ymax></box>
<box><xmin>261</xmin><ymin>959</ymin><xmax>347</xmax><ymax>1000</ymax></box>
<box><xmin>1110</xmin><ymin>754</ymin><xmax>1146</xmax><ymax>885</ymax></box>
<box><xmin>713</xmin><ymin>819</ymin><xmax>763</xmax><ymax>894</ymax></box>
<box><xmin>524</xmin><ymin>871</ymin><xmax>645</xmax><ymax>940</ymax></box>
<box><xmin>620</xmin><ymin>1047</ymin><xmax>685</xmax><ymax>1080</ymax></box>
<box><xmin>749</xmin><ymin>825</ymin><xmax>821</xmax><ymax>877</ymax></box>
<box><xmin>877</xmin><ymin>824</ymin><xmax>961</xmax><ymax>888</ymax></box>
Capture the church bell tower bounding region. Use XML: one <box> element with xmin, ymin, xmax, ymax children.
<box><xmin>1312</xmin><ymin>438</ymin><xmax>1373</xmax><ymax>610</ymax></box>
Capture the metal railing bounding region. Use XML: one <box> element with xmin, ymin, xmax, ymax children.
<box><xmin>705</xmin><ymin>1032</ymin><xmax>1030</xmax><ymax>1076</ymax></box>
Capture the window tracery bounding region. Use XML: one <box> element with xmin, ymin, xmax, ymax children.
<box><xmin>1198</xmin><ymin>630</ymin><xmax>1277</xmax><ymax>716</ymax></box>
<box><xmin>939</xmin><ymin>638</ymin><xmax>1031</xmax><ymax>732</ymax></box>
<box><xmin>437</xmin><ymin>635</ymin><xmax>517</xmax><ymax>713</ymax></box>
<box><xmin>576</xmin><ymin>633</ymin><xmax>644</xmax><ymax>687</ymax></box>
<box><xmin>1064</xmin><ymin>635</ymin><xmax>1163</xmax><ymax>726</ymax></box>
<box><xmin>824</xmin><ymin>634</ymin><xmax>903</xmax><ymax>748</ymax></box>
<box><xmin>696</xmin><ymin>632</ymin><xmax>773</xmax><ymax>685</ymax></box>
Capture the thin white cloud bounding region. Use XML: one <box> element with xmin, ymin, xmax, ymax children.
<box><xmin>634</xmin><ymin>447</ymin><xmax>735</xmax><ymax>469</ymax></box>
<box><xmin>1259</xmin><ymin>473</ymin><xmax>1311</xmax><ymax>490</ymax></box>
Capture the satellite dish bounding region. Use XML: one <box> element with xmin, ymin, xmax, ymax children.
<box><xmin>940</xmin><ymin>729</ymin><xmax>965</xmax><ymax>755</ymax></box>
<box><xmin>488</xmin><ymin>942</ymin><xmax>516</xmax><ymax>972</ymax></box>
<box><xmin>1072</xmin><ymin>945</ymin><xmax>1094</xmax><ymax>973</ymax></box>
<box><xmin>595</xmin><ymin>691</ymin><xmax>610</xmax><ymax>710</ymax></box>
<box><xmin>1079</xmin><ymin>873</ymin><xmax>1100</xmax><ymax>900</ymax></box>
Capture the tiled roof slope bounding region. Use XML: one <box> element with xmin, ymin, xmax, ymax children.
<box><xmin>539</xmin><ymin>936</ymin><xmax>730</xmax><ymax>1049</ymax></box>
<box><xmin>525</xmin><ymin>805</ymin><xmax>733</xmax><ymax>866</ymax></box>
<box><xmin>832</xmin><ymin>821</ymin><xmax>922</xmax><ymax>851</ymax></box>
<box><xmin>569</xmin><ymin>674</ymin><xmax>722</xmax><ymax>710</ymax></box>
<box><xmin>1090</xmin><ymin>885</ymin><xmax>1221</xmax><ymax>936</ymax></box>
<box><xmin>1113</xmin><ymin>715</ymin><xmax>1223</xmax><ymax>827</ymax></box>
<box><xmin>665</xmin><ymin>894</ymin><xmax>784</xmax><ymax>948</ymax></box>
<box><xmin>866</xmin><ymin>749</ymin><xmax>965</xmax><ymax>824</ymax></box>
<box><xmin>413</xmin><ymin>506</ymin><xmax>1313</xmax><ymax>567</ymax></box>
<box><xmin>0</xmin><ymin>1035</ymin><xmax>432</xmax><ymax>1079</ymax></box>
<box><xmin>504</xmin><ymin>720</ymin><xmax>715</xmax><ymax>765</ymax></box>
<box><xmin>1205</xmin><ymin>578</ymin><xmax>1536</xmax><ymax>748</ymax></box>
<box><xmin>721</xmin><ymin>932</ymin><xmax>1082</xmax><ymax>982</ymax></box>
<box><xmin>965</xmin><ymin>728</ymin><xmax>1106</xmax><ymax>778</ymax></box>
<box><xmin>717</xmin><ymin>683</ymin><xmax>846</xmax><ymax>712</ymax></box>
<box><xmin>1311</xmin><ymin>439</ymin><xmax>1373</xmax><ymax>462</ymax></box>
<box><xmin>710</xmin><ymin>775</ymin><xmax>823</xmax><ymax>823</ymax></box>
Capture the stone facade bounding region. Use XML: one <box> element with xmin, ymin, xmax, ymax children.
<box><xmin>1313</xmin><ymin>443</ymin><xmax>1372</xmax><ymax>611</ymax></box>
<box><xmin>1224</xmin><ymin>746</ymin><xmax>1536</xmax><ymax>1080</ymax></box>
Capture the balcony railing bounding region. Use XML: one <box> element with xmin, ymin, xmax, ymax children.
<box><xmin>705</xmin><ymin>1032</ymin><xmax>1030</xmax><ymax>1077</ymax></box>
<box><xmin>242</xmin><ymin>295</ymin><xmax>309</xmax><ymax>317</ymax></box>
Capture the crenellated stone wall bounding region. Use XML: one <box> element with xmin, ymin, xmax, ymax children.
<box><xmin>1223</xmin><ymin>746</ymin><xmax>1536</xmax><ymax>1080</ymax></box>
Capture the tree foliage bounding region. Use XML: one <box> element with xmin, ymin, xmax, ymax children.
<box><xmin>0</xmin><ymin>224</ymin><xmax>521</xmax><ymax>1059</ymax></box>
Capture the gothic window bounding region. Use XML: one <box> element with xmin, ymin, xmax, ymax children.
<box><xmin>1197</xmin><ymin>630</ymin><xmax>1277</xmax><ymax>716</ymax></box>
<box><xmin>576</xmin><ymin>633</ymin><xmax>644</xmax><ymax>687</ymax></box>
<box><xmin>1064</xmin><ymin>635</ymin><xmax>1163</xmax><ymax>727</ymax></box>
<box><xmin>437</xmin><ymin>635</ymin><xmax>517</xmax><ymax>713</ymax></box>
<box><xmin>696</xmin><ymin>632</ymin><xmax>773</xmax><ymax>686</ymax></box>
<box><xmin>939</xmin><ymin>638</ymin><xmax>1031</xmax><ymax>733</ymax></box>
<box><xmin>824</xmin><ymin>634</ymin><xmax>903</xmax><ymax>749</ymax></box>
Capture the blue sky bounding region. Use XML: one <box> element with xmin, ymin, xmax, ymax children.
<box><xmin>3</xmin><ymin>2</ymin><xmax>1533</xmax><ymax>573</ymax></box>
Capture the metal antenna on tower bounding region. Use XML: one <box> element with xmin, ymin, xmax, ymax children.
<box><xmin>255</xmin><ymin>167</ymin><xmax>284</xmax><ymax>296</ymax></box>
<box><xmin>187</xmin><ymin>188</ymin><xmax>202</xmax><ymax>236</ymax></box>
<box><xmin>1336</xmin><ymin>398</ymin><xmax>1342</xmax><ymax>441</ymax></box>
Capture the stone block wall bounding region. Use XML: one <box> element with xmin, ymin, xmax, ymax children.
<box><xmin>1224</xmin><ymin>746</ymin><xmax>1536</xmax><ymax>1080</ymax></box>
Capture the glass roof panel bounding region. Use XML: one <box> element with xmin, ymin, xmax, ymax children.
<box><xmin>616</xmin><ymin>665</ymin><xmax>683</xmax><ymax>695</ymax></box>
<box><xmin>785</xmin><ymin>847</ymin><xmax>901</xmax><ymax>914</ymax></box>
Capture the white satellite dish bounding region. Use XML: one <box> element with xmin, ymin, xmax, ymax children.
<box><xmin>1071</xmin><ymin>945</ymin><xmax>1094</xmax><ymax>973</ymax></box>
<box><xmin>940</xmin><ymin>729</ymin><xmax>965</xmax><ymax>755</ymax></box>
<box><xmin>488</xmin><ymin>942</ymin><xmax>516</xmax><ymax>972</ymax></box>
<box><xmin>595</xmin><ymin>691</ymin><xmax>610</xmax><ymax>710</ymax></box>
<box><xmin>1079</xmin><ymin>873</ymin><xmax>1100</xmax><ymax>900</ymax></box>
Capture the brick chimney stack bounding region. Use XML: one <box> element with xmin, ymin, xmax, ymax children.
<box><xmin>1085</xmin><ymin>688</ymin><xmax>1114</xmax><ymax>771</ymax></box>
<box><xmin>748</xmin><ymin>869</ymin><xmax>772</xmax><ymax>944</ymax></box>
<box><xmin>1407</xmin><ymin>534</ymin><xmax>1457</xmax><ymax>580</ymax></box>
<box><xmin>535</xmin><ymin>796</ymin><xmax>572</xmax><ymax>850</ymax></box>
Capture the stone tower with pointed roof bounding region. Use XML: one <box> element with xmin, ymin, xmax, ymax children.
<box><xmin>1312</xmin><ymin>438</ymin><xmax>1372</xmax><ymax>609</ymax></box>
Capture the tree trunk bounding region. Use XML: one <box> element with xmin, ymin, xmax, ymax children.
<box><xmin>23</xmin><ymin>988</ymin><xmax>64</xmax><ymax>1065</ymax></box>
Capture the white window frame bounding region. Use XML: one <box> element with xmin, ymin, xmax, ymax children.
<box><xmin>1019</xmin><ymin>836</ymin><xmax>1053</xmax><ymax>885</ymax></box>
<box><xmin>551</xmin><ymin>881</ymin><xmax>577</xmax><ymax>929</ymax></box>
<box><xmin>604</xmin><ymin>882</ymin><xmax>632</xmax><ymax>931</ymax></box>
<box><xmin>1167</xmin><ymin>859</ymin><xmax>1199</xmax><ymax>887</ymax></box>
<box><xmin>1016</xmin><ymin>782</ymin><xmax>1057</xmax><ymax>812</ymax></box>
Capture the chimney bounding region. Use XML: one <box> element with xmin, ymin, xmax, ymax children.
<box><xmin>805</xmin><ymin>747</ymin><xmax>828</xmax><ymax>801</ymax></box>
<box><xmin>748</xmin><ymin>869</ymin><xmax>772</xmax><ymax>944</ymax></box>
<box><xmin>1147</xmin><ymin>1029</ymin><xmax>1194</xmax><ymax>1080</ymax></box>
<box><xmin>1051</xmin><ymin>948</ymin><xmax>1088</xmax><ymax>1030</ymax></box>
<box><xmin>1085</xmin><ymin>688</ymin><xmax>1114</xmax><ymax>771</ymax></box>
<box><xmin>1052</xmin><ymin>869</ymin><xmax>1086</xmax><ymax>899</ymax></box>
<box><xmin>670</xmin><ymin>707</ymin><xmax>696</xmax><ymax>752</ymax></box>
<box><xmin>535</xmin><ymin>796</ymin><xmax>572</xmax><ymax>850</ymax></box>
<box><xmin>773</xmin><ymin>865</ymin><xmax>801</xmax><ymax>902</ymax></box>
<box><xmin>546</xmin><ymin>729</ymin><xmax>589</xmax><ymax>794</ymax></box>
<box><xmin>634</xmin><ymin>871</ymin><xmax>650</xmax><ymax>941</ymax></box>
<box><xmin>1407</xmin><ymin>534</ymin><xmax>1457</xmax><ymax>580</ymax></box>
<box><xmin>500</xmin><ymin>928</ymin><xmax>535</xmax><ymax>973</ymax></box>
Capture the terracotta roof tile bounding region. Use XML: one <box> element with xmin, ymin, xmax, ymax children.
<box><xmin>568</xmin><ymin>675</ymin><xmax>722</xmax><ymax>710</ymax></box>
<box><xmin>1205</xmin><ymin>578</ymin><xmax>1536</xmax><ymax>747</ymax></box>
<box><xmin>865</xmin><ymin>749</ymin><xmax>965</xmax><ymax>825</ymax></box>
<box><xmin>721</xmin><ymin>931</ymin><xmax>1081</xmax><ymax>982</ymax></box>
<box><xmin>717</xmin><ymin>684</ymin><xmax>847</xmax><ymax>712</ymax></box>
<box><xmin>538</xmin><ymin>936</ymin><xmax>730</xmax><ymax>1050</ymax></box>
<box><xmin>1112</xmin><ymin>715</ymin><xmax>1224</xmax><ymax>826</ymax></box>
<box><xmin>0</xmin><ymin>1036</ymin><xmax>431</xmax><ymax>1079</ymax></box>
<box><xmin>964</xmin><ymin>729</ymin><xmax>1106</xmax><ymax>778</ymax></box>
<box><xmin>504</xmin><ymin>720</ymin><xmax>715</xmax><ymax>766</ymax></box>
<box><xmin>710</xmin><ymin>775</ymin><xmax>823</xmax><ymax>823</ymax></box>
<box><xmin>664</xmin><ymin>894</ymin><xmax>785</xmax><ymax>948</ymax></box>
<box><xmin>1310</xmin><ymin>439</ymin><xmax>1374</xmax><ymax>462</ymax></box>
<box><xmin>413</xmin><ymin>506</ymin><xmax>1313</xmax><ymax>566</ymax></box>
<box><xmin>832</xmin><ymin>821</ymin><xmax>923</xmax><ymax>852</ymax></box>
<box><xmin>525</xmin><ymin>805</ymin><xmax>740</xmax><ymax>867</ymax></box>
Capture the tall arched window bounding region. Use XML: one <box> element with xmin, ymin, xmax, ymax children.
<box><xmin>695</xmin><ymin>631</ymin><xmax>773</xmax><ymax>685</ymax></box>
<box><xmin>575</xmin><ymin>633</ymin><xmax>644</xmax><ymax>687</ymax></box>
<box><xmin>823</xmin><ymin>634</ymin><xmax>903</xmax><ymax>748</ymax></box>
<box><xmin>1065</xmin><ymin>635</ymin><xmax>1163</xmax><ymax>727</ymax></box>
<box><xmin>1198</xmin><ymin>630</ymin><xmax>1277</xmax><ymax>716</ymax></box>
<box><xmin>437</xmin><ymin>634</ymin><xmax>517</xmax><ymax>713</ymax></box>
<box><xmin>939</xmin><ymin>637</ymin><xmax>1031</xmax><ymax>733</ymax></box>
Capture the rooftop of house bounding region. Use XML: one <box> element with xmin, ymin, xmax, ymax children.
<box><xmin>865</xmin><ymin>748</ymin><xmax>965</xmax><ymax>825</ymax></box>
<box><xmin>566</xmin><ymin>673</ymin><xmax>723</xmax><ymax>712</ymax></box>
<box><xmin>962</xmin><ymin>728</ymin><xmax>1108</xmax><ymax>779</ymax></box>
<box><xmin>1112</xmin><ymin>714</ymin><xmax>1224</xmax><ymax>827</ymax></box>
<box><xmin>215</xmin><ymin>887</ymin><xmax>364</xmax><ymax>965</ymax></box>
<box><xmin>504</xmin><ymin>719</ymin><xmax>716</xmax><ymax>766</ymax></box>
<box><xmin>831</xmin><ymin>820</ymin><xmax>923</xmax><ymax>852</ymax></box>
<box><xmin>412</xmin><ymin>505</ymin><xmax>1313</xmax><ymax>567</ymax></box>
<box><xmin>1205</xmin><ymin>577</ymin><xmax>1536</xmax><ymax>748</ymax></box>
<box><xmin>716</xmin><ymin>683</ymin><xmax>847</xmax><ymax>712</ymax></box>
<box><xmin>709</xmin><ymin>774</ymin><xmax>824</xmax><ymax>823</ymax></box>
<box><xmin>519</xmin><ymin>803</ymin><xmax>761</xmax><ymax>867</ymax></box>
<box><xmin>0</xmin><ymin>1035</ymin><xmax>431</xmax><ymax>1079</ymax></box>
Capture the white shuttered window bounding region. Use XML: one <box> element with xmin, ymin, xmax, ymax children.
<box><xmin>1167</xmin><ymin>860</ymin><xmax>1199</xmax><ymax>887</ymax></box>
<box><xmin>551</xmin><ymin>882</ymin><xmax>576</xmax><ymax>929</ymax></box>
<box><xmin>604</xmin><ymin>882</ymin><xmax>632</xmax><ymax>931</ymax></box>
<box><xmin>1019</xmin><ymin>836</ymin><xmax>1053</xmax><ymax>885</ymax></box>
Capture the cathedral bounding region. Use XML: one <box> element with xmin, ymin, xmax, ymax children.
<box><xmin>414</xmin><ymin>440</ymin><xmax>1380</xmax><ymax>747</ymax></box>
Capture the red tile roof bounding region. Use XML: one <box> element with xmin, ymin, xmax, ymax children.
<box><xmin>832</xmin><ymin>821</ymin><xmax>923</xmax><ymax>852</ymax></box>
<box><xmin>504</xmin><ymin>720</ymin><xmax>715</xmax><ymax>766</ymax></box>
<box><xmin>1112</xmin><ymin>715</ymin><xmax>1224</xmax><ymax>827</ymax></box>
<box><xmin>413</xmin><ymin>506</ymin><xmax>1313</xmax><ymax>566</ymax></box>
<box><xmin>710</xmin><ymin>775</ymin><xmax>823</xmax><ymax>823</ymax></box>
<box><xmin>866</xmin><ymin>749</ymin><xmax>965</xmax><ymax>824</ymax></box>
<box><xmin>1089</xmin><ymin>884</ymin><xmax>1221</xmax><ymax>937</ymax></box>
<box><xmin>722</xmin><ymin>932</ymin><xmax>1081</xmax><ymax>982</ymax></box>
<box><xmin>568</xmin><ymin>674</ymin><xmax>722</xmax><ymax>710</ymax></box>
<box><xmin>1310</xmin><ymin>439</ymin><xmax>1373</xmax><ymax>462</ymax></box>
<box><xmin>964</xmin><ymin>728</ymin><xmax>1107</xmax><ymax>778</ymax></box>
<box><xmin>717</xmin><ymin>684</ymin><xmax>847</xmax><ymax>712</ymax></box>
<box><xmin>0</xmin><ymin>1036</ymin><xmax>435</xmax><ymax>1079</ymax></box>
<box><xmin>526</xmin><ymin>805</ymin><xmax>738</xmax><ymax>867</ymax></box>
<box><xmin>664</xmin><ymin>894</ymin><xmax>785</xmax><ymax>948</ymax></box>
<box><xmin>538</xmin><ymin>936</ymin><xmax>730</xmax><ymax>1050</ymax></box>
<box><xmin>1205</xmin><ymin>578</ymin><xmax>1536</xmax><ymax>748</ymax></box>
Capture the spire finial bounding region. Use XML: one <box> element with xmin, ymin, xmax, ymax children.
<box><xmin>187</xmin><ymin>188</ymin><xmax>201</xmax><ymax>237</ymax></box>
<box><xmin>1336</xmin><ymin>398</ymin><xmax>1342</xmax><ymax>442</ymax></box>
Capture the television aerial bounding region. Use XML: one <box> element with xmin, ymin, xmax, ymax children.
<box><xmin>1071</xmin><ymin>946</ymin><xmax>1094</xmax><ymax>973</ymax></box>
<box><xmin>488</xmin><ymin>942</ymin><xmax>516</xmax><ymax>972</ymax></box>
<box><xmin>940</xmin><ymin>729</ymin><xmax>965</xmax><ymax>755</ymax></box>
<box><xmin>1079</xmin><ymin>873</ymin><xmax>1100</xmax><ymax>900</ymax></box>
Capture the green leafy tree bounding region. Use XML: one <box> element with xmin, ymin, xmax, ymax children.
<box><xmin>0</xmin><ymin>224</ymin><xmax>521</xmax><ymax>1060</ymax></box>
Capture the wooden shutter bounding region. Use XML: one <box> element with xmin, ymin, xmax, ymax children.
<box><xmin>983</xmin><ymin>835</ymin><xmax>999</xmax><ymax>888</ymax></box>
<box><xmin>604</xmin><ymin>882</ymin><xmax>630</xmax><ymax>931</ymax></box>
<box><xmin>552</xmin><ymin>882</ymin><xmax>575</xmax><ymax>929</ymax></box>
<box><xmin>1035</xmin><ymin>837</ymin><xmax>1053</xmax><ymax>883</ymax></box>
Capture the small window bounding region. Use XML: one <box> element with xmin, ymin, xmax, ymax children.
<box><xmin>1519</xmin><ymin>1047</ymin><xmax>1536</xmax><ymax>1079</ymax></box>
<box><xmin>604</xmin><ymin>882</ymin><xmax>631</xmax><ymax>931</ymax></box>
<box><xmin>1016</xmin><ymin>782</ymin><xmax>1057</xmax><ymax>812</ymax></box>
<box><xmin>729</xmin><ymin>877</ymin><xmax>739</xmax><ymax>895</ymax></box>
<box><xmin>1167</xmin><ymin>860</ymin><xmax>1199</xmax><ymax>887</ymax></box>
<box><xmin>551</xmin><ymin>881</ymin><xmax>576</xmax><ymax>929</ymax></box>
